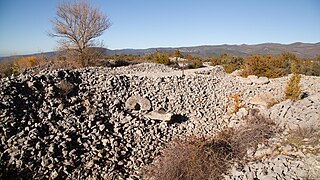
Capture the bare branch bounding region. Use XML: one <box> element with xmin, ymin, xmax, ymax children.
<box><xmin>49</xmin><ymin>0</ymin><xmax>111</xmax><ymax>66</ymax></box>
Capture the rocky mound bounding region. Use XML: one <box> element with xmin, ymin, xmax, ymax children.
<box><xmin>0</xmin><ymin>63</ymin><xmax>319</xmax><ymax>179</ymax></box>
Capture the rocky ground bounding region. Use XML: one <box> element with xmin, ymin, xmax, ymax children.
<box><xmin>0</xmin><ymin>63</ymin><xmax>319</xmax><ymax>179</ymax></box>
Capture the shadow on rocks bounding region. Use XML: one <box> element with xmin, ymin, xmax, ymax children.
<box><xmin>169</xmin><ymin>114</ymin><xmax>189</xmax><ymax>124</ymax></box>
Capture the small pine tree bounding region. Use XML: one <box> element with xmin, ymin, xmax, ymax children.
<box><xmin>173</xmin><ymin>49</ymin><xmax>183</xmax><ymax>58</ymax></box>
<box><xmin>153</xmin><ymin>51</ymin><xmax>170</xmax><ymax>65</ymax></box>
<box><xmin>284</xmin><ymin>62</ymin><xmax>301</xmax><ymax>100</ymax></box>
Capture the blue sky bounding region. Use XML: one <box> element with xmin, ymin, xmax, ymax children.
<box><xmin>0</xmin><ymin>0</ymin><xmax>319</xmax><ymax>56</ymax></box>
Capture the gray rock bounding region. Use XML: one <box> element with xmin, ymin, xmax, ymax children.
<box><xmin>1</xmin><ymin>63</ymin><xmax>319</xmax><ymax>179</ymax></box>
<box><xmin>125</xmin><ymin>95</ymin><xmax>151</xmax><ymax>111</ymax></box>
<box><xmin>251</xmin><ymin>76</ymin><xmax>270</xmax><ymax>84</ymax></box>
<box><xmin>231</xmin><ymin>69</ymin><xmax>243</xmax><ymax>77</ymax></box>
<box><xmin>238</xmin><ymin>77</ymin><xmax>253</xmax><ymax>84</ymax></box>
<box><xmin>247</xmin><ymin>75</ymin><xmax>258</xmax><ymax>81</ymax></box>
<box><xmin>99</xmin><ymin>124</ymin><xmax>105</xmax><ymax>131</ymax></box>
<box><xmin>144</xmin><ymin>110</ymin><xmax>173</xmax><ymax>121</ymax></box>
<box><xmin>249</xmin><ymin>93</ymin><xmax>276</xmax><ymax>107</ymax></box>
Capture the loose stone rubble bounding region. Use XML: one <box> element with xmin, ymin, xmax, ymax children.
<box><xmin>0</xmin><ymin>63</ymin><xmax>319</xmax><ymax>179</ymax></box>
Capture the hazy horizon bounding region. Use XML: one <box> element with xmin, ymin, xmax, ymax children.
<box><xmin>0</xmin><ymin>0</ymin><xmax>319</xmax><ymax>57</ymax></box>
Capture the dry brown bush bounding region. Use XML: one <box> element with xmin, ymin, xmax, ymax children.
<box><xmin>144</xmin><ymin>109</ymin><xmax>279</xmax><ymax>179</ymax></box>
<box><xmin>145</xmin><ymin>137</ymin><xmax>231</xmax><ymax>180</ymax></box>
<box><xmin>0</xmin><ymin>60</ymin><xmax>14</xmax><ymax>78</ymax></box>
<box><xmin>56</xmin><ymin>80</ymin><xmax>74</xmax><ymax>97</ymax></box>
<box><xmin>229</xmin><ymin>109</ymin><xmax>279</xmax><ymax>160</ymax></box>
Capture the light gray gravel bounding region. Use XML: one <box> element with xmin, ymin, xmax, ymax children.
<box><xmin>0</xmin><ymin>63</ymin><xmax>319</xmax><ymax>179</ymax></box>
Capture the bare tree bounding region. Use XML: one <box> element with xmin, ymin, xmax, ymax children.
<box><xmin>50</xmin><ymin>0</ymin><xmax>111</xmax><ymax>66</ymax></box>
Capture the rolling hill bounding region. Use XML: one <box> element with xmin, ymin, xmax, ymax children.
<box><xmin>1</xmin><ymin>42</ymin><xmax>319</xmax><ymax>62</ymax></box>
<box><xmin>107</xmin><ymin>42</ymin><xmax>320</xmax><ymax>58</ymax></box>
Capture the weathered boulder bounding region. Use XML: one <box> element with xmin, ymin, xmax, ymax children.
<box><xmin>247</xmin><ymin>75</ymin><xmax>258</xmax><ymax>81</ymax></box>
<box><xmin>231</xmin><ymin>69</ymin><xmax>243</xmax><ymax>77</ymax></box>
<box><xmin>125</xmin><ymin>96</ymin><xmax>151</xmax><ymax>111</ymax></box>
<box><xmin>145</xmin><ymin>110</ymin><xmax>173</xmax><ymax>121</ymax></box>
<box><xmin>249</xmin><ymin>93</ymin><xmax>276</xmax><ymax>107</ymax></box>
<box><xmin>238</xmin><ymin>77</ymin><xmax>253</xmax><ymax>84</ymax></box>
<box><xmin>251</xmin><ymin>76</ymin><xmax>270</xmax><ymax>84</ymax></box>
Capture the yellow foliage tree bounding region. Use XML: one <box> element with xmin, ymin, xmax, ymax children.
<box><xmin>14</xmin><ymin>56</ymin><xmax>39</xmax><ymax>71</ymax></box>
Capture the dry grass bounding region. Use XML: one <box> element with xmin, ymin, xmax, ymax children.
<box><xmin>144</xmin><ymin>109</ymin><xmax>279</xmax><ymax>179</ymax></box>
<box><xmin>281</xmin><ymin>126</ymin><xmax>320</xmax><ymax>154</ymax></box>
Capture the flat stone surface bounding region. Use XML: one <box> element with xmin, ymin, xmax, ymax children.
<box><xmin>144</xmin><ymin>111</ymin><xmax>173</xmax><ymax>121</ymax></box>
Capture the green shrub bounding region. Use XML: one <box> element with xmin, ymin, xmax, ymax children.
<box><xmin>284</xmin><ymin>61</ymin><xmax>301</xmax><ymax>100</ymax></box>
<box><xmin>296</xmin><ymin>59</ymin><xmax>320</xmax><ymax>76</ymax></box>
<box><xmin>173</xmin><ymin>49</ymin><xmax>183</xmax><ymax>58</ymax></box>
<box><xmin>188</xmin><ymin>59</ymin><xmax>203</xmax><ymax>69</ymax></box>
<box><xmin>241</xmin><ymin>54</ymin><xmax>291</xmax><ymax>78</ymax></box>
<box><xmin>153</xmin><ymin>52</ymin><xmax>170</xmax><ymax>65</ymax></box>
<box><xmin>284</xmin><ymin>73</ymin><xmax>301</xmax><ymax>100</ymax></box>
<box><xmin>207</xmin><ymin>56</ymin><xmax>221</xmax><ymax>66</ymax></box>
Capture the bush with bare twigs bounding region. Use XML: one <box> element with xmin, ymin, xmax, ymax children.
<box><xmin>145</xmin><ymin>109</ymin><xmax>279</xmax><ymax>179</ymax></box>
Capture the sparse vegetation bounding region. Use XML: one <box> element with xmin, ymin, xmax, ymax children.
<box><xmin>207</xmin><ymin>52</ymin><xmax>320</xmax><ymax>78</ymax></box>
<box><xmin>0</xmin><ymin>56</ymin><xmax>40</xmax><ymax>78</ymax></box>
<box><xmin>145</xmin><ymin>137</ymin><xmax>231</xmax><ymax>180</ymax></box>
<box><xmin>208</xmin><ymin>54</ymin><xmax>244</xmax><ymax>73</ymax></box>
<box><xmin>145</xmin><ymin>109</ymin><xmax>279</xmax><ymax>179</ymax></box>
<box><xmin>187</xmin><ymin>55</ymin><xmax>203</xmax><ymax>69</ymax></box>
<box><xmin>1</xmin><ymin>51</ymin><xmax>319</xmax><ymax>79</ymax></box>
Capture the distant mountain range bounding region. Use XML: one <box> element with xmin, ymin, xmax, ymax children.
<box><xmin>1</xmin><ymin>42</ymin><xmax>320</xmax><ymax>62</ymax></box>
<box><xmin>106</xmin><ymin>42</ymin><xmax>320</xmax><ymax>58</ymax></box>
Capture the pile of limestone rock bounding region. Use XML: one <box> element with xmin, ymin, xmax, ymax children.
<box><xmin>0</xmin><ymin>63</ymin><xmax>319</xmax><ymax>179</ymax></box>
